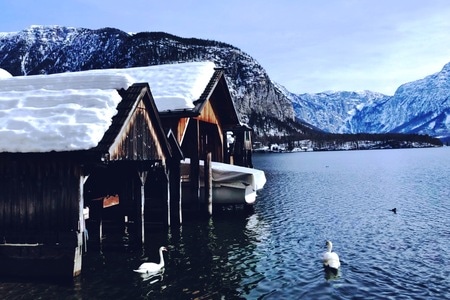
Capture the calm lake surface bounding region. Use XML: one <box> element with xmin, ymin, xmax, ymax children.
<box><xmin>1</xmin><ymin>147</ymin><xmax>450</xmax><ymax>299</ymax></box>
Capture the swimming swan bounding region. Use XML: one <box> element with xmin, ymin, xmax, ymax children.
<box><xmin>134</xmin><ymin>246</ymin><xmax>167</xmax><ymax>274</ymax></box>
<box><xmin>323</xmin><ymin>240</ymin><xmax>340</xmax><ymax>272</ymax></box>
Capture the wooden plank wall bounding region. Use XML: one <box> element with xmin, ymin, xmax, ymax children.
<box><xmin>0</xmin><ymin>154</ymin><xmax>81</xmax><ymax>244</ymax></box>
<box><xmin>109</xmin><ymin>101</ymin><xmax>165</xmax><ymax>162</ymax></box>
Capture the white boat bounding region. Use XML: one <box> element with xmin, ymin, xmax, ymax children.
<box><xmin>180</xmin><ymin>159</ymin><xmax>266</xmax><ymax>205</ymax></box>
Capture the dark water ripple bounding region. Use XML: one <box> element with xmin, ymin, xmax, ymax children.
<box><xmin>248</xmin><ymin>148</ymin><xmax>450</xmax><ymax>300</ymax></box>
<box><xmin>1</xmin><ymin>148</ymin><xmax>450</xmax><ymax>299</ymax></box>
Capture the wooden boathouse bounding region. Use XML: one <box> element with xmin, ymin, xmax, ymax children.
<box><xmin>0</xmin><ymin>70</ymin><xmax>181</xmax><ymax>279</ymax></box>
<box><xmin>0</xmin><ymin>61</ymin><xmax>258</xmax><ymax>279</ymax></box>
<box><xmin>148</xmin><ymin>63</ymin><xmax>254</xmax><ymax>213</ymax></box>
<box><xmin>159</xmin><ymin>67</ymin><xmax>238</xmax><ymax>213</ymax></box>
<box><xmin>100</xmin><ymin>62</ymin><xmax>256</xmax><ymax>214</ymax></box>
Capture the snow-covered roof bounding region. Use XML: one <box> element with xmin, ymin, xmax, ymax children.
<box><xmin>115</xmin><ymin>62</ymin><xmax>216</xmax><ymax>112</ymax></box>
<box><xmin>0</xmin><ymin>61</ymin><xmax>216</xmax><ymax>153</ymax></box>
<box><xmin>0</xmin><ymin>68</ymin><xmax>12</xmax><ymax>79</ymax></box>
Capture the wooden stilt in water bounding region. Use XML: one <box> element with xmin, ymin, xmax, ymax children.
<box><xmin>140</xmin><ymin>184</ymin><xmax>145</xmax><ymax>244</ymax></box>
<box><xmin>169</xmin><ymin>160</ymin><xmax>182</xmax><ymax>226</ymax></box>
<box><xmin>138</xmin><ymin>171</ymin><xmax>148</xmax><ymax>244</ymax></box>
<box><xmin>166</xmin><ymin>130</ymin><xmax>183</xmax><ymax>226</ymax></box>
<box><xmin>73</xmin><ymin>174</ymin><xmax>86</xmax><ymax>277</ymax></box>
<box><xmin>191</xmin><ymin>120</ymin><xmax>200</xmax><ymax>210</ymax></box>
<box><xmin>99</xmin><ymin>197</ymin><xmax>103</xmax><ymax>246</ymax></box>
<box><xmin>73</xmin><ymin>233</ymin><xmax>83</xmax><ymax>276</ymax></box>
<box><xmin>165</xmin><ymin>168</ymin><xmax>171</xmax><ymax>226</ymax></box>
<box><xmin>99</xmin><ymin>218</ymin><xmax>103</xmax><ymax>245</ymax></box>
<box><xmin>205</xmin><ymin>152</ymin><xmax>213</xmax><ymax>216</ymax></box>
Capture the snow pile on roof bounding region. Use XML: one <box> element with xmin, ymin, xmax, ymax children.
<box><xmin>115</xmin><ymin>61</ymin><xmax>216</xmax><ymax>112</ymax></box>
<box><xmin>0</xmin><ymin>72</ymin><xmax>132</xmax><ymax>152</ymax></box>
<box><xmin>0</xmin><ymin>61</ymin><xmax>216</xmax><ymax>153</ymax></box>
<box><xmin>0</xmin><ymin>68</ymin><xmax>12</xmax><ymax>79</ymax></box>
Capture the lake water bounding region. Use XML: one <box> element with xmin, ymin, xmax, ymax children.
<box><xmin>1</xmin><ymin>147</ymin><xmax>450</xmax><ymax>299</ymax></box>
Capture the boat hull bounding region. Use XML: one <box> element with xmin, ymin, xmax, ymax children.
<box><xmin>180</xmin><ymin>159</ymin><xmax>266</xmax><ymax>206</ymax></box>
<box><xmin>182</xmin><ymin>182</ymin><xmax>257</xmax><ymax>205</ymax></box>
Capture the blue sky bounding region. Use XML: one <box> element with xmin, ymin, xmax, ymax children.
<box><xmin>1</xmin><ymin>0</ymin><xmax>450</xmax><ymax>95</ymax></box>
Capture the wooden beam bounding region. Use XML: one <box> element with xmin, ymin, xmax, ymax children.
<box><xmin>205</xmin><ymin>152</ymin><xmax>213</xmax><ymax>216</ymax></box>
<box><xmin>138</xmin><ymin>171</ymin><xmax>148</xmax><ymax>244</ymax></box>
<box><xmin>168</xmin><ymin>159</ymin><xmax>182</xmax><ymax>226</ymax></box>
<box><xmin>166</xmin><ymin>169</ymin><xmax>171</xmax><ymax>226</ymax></box>
<box><xmin>73</xmin><ymin>174</ymin><xmax>85</xmax><ymax>277</ymax></box>
<box><xmin>190</xmin><ymin>119</ymin><xmax>200</xmax><ymax>208</ymax></box>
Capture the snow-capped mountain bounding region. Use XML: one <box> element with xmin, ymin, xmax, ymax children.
<box><xmin>286</xmin><ymin>63</ymin><xmax>450</xmax><ymax>141</ymax></box>
<box><xmin>346</xmin><ymin>62</ymin><xmax>450</xmax><ymax>140</ymax></box>
<box><xmin>288</xmin><ymin>89</ymin><xmax>388</xmax><ymax>133</ymax></box>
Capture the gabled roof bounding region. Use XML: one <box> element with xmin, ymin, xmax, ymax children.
<box><xmin>94</xmin><ymin>83</ymin><xmax>173</xmax><ymax>161</ymax></box>
<box><xmin>194</xmin><ymin>68</ymin><xmax>240</xmax><ymax>126</ymax></box>
<box><xmin>158</xmin><ymin>68</ymin><xmax>240</xmax><ymax>128</ymax></box>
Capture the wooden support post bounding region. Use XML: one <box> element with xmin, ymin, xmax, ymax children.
<box><xmin>81</xmin><ymin>175</ymin><xmax>89</xmax><ymax>253</ymax></box>
<box><xmin>205</xmin><ymin>152</ymin><xmax>213</xmax><ymax>215</ymax></box>
<box><xmin>73</xmin><ymin>174</ymin><xmax>86</xmax><ymax>277</ymax></box>
<box><xmin>140</xmin><ymin>184</ymin><xmax>145</xmax><ymax>244</ymax></box>
<box><xmin>190</xmin><ymin>120</ymin><xmax>200</xmax><ymax>209</ymax></box>
<box><xmin>166</xmin><ymin>168</ymin><xmax>171</xmax><ymax>226</ymax></box>
<box><xmin>169</xmin><ymin>160</ymin><xmax>182</xmax><ymax>226</ymax></box>
<box><xmin>99</xmin><ymin>214</ymin><xmax>103</xmax><ymax>246</ymax></box>
<box><xmin>177</xmin><ymin>174</ymin><xmax>182</xmax><ymax>225</ymax></box>
<box><xmin>138</xmin><ymin>171</ymin><xmax>148</xmax><ymax>244</ymax></box>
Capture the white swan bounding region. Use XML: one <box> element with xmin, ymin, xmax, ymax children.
<box><xmin>323</xmin><ymin>240</ymin><xmax>340</xmax><ymax>271</ymax></box>
<box><xmin>134</xmin><ymin>246</ymin><xmax>168</xmax><ymax>274</ymax></box>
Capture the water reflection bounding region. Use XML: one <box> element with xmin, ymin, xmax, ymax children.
<box><xmin>138</xmin><ymin>269</ymin><xmax>164</xmax><ymax>283</ymax></box>
<box><xmin>126</xmin><ymin>210</ymin><xmax>265</xmax><ymax>299</ymax></box>
<box><xmin>323</xmin><ymin>266</ymin><xmax>341</xmax><ymax>281</ymax></box>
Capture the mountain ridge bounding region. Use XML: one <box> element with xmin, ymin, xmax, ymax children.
<box><xmin>287</xmin><ymin>62</ymin><xmax>450</xmax><ymax>141</ymax></box>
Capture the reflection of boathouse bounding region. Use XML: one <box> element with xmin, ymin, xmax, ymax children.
<box><xmin>0</xmin><ymin>61</ymin><xmax>265</xmax><ymax>279</ymax></box>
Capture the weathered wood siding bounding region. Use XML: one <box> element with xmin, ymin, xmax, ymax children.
<box><xmin>194</xmin><ymin>99</ymin><xmax>224</xmax><ymax>162</ymax></box>
<box><xmin>84</xmin><ymin>84</ymin><xmax>175</xmax><ymax>228</ymax></box>
<box><xmin>197</xmin><ymin>100</ymin><xmax>220</xmax><ymax>126</ymax></box>
<box><xmin>177</xmin><ymin>117</ymin><xmax>189</xmax><ymax>144</ymax></box>
<box><xmin>109</xmin><ymin>100</ymin><xmax>166</xmax><ymax>162</ymax></box>
<box><xmin>0</xmin><ymin>154</ymin><xmax>81</xmax><ymax>244</ymax></box>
